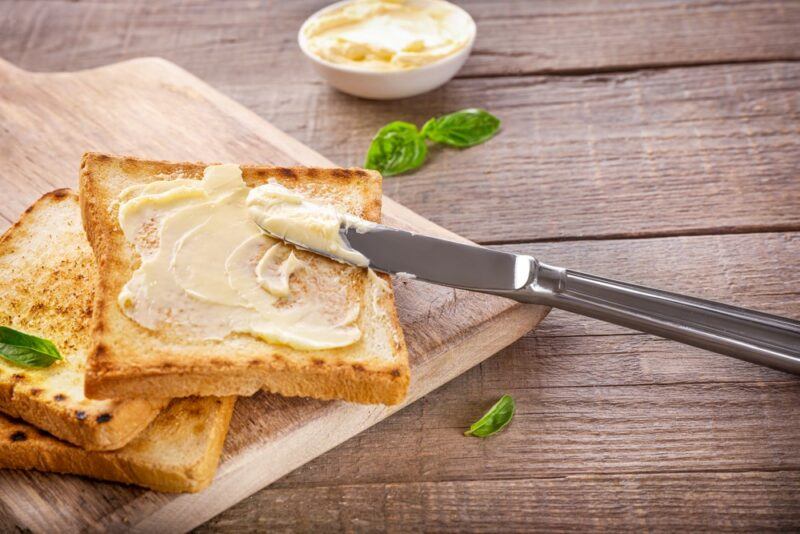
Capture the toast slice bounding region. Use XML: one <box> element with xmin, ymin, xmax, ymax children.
<box><xmin>80</xmin><ymin>153</ymin><xmax>409</xmax><ymax>405</ymax></box>
<box><xmin>0</xmin><ymin>190</ymin><xmax>166</xmax><ymax>450</ymax></box>
<box><xmin>0</xmin><ymin>395</ymin><xmax>235</xmax><ymax>492</ymax></box>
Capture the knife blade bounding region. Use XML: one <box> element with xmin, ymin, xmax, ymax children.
<box><xmin>342</xmin><ymin>224</ymin><xmax>533</xmax><ymax>291</ymax></box>
<box><xmin>258</xmin><ymin>217</ymin><xmax>533</xmax><ymax>292</ymax></box>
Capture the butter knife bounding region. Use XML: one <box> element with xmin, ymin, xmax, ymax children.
<box><xmin>257</xmin><ymin>221</ymin><xmax>800</xmax><ymax>375</ymax></box>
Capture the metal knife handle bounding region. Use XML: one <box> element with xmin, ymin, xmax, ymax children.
<box><xmin>511</xmin><ymin>258</ymin><xmax>800</xmax><ymax>375</ymax></box>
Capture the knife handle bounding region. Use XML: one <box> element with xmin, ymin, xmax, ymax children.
<box><xmin>513</xmin><ymin>258</ymin><xmax>800</xmax><ymax>375</ymax></box>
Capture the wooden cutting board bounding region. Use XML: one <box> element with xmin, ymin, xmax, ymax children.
<box><xmin>0</xmin><ymin>57</ymin><xmax>548</xmax><ymax>532</ymax></box>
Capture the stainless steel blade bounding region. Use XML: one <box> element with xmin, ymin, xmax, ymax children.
<box><xmin>342</xmin><ymin>225</ymin><xmax>532</xmax><ymax>291</ymax></box>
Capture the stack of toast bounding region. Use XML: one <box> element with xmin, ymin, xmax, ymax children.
<box><xmin>0</xmin><ymin>153</ymin><xmax>409</xmax><ymax>492</ymax></box>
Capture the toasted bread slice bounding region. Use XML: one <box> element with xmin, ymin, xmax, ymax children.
<box><xmin>80</xmin><ymin>153</ymin><xmax>409</xmax><ymax>405</ymax></box>
<box><xmin>0</xmin><ymin>395</ymin><xmax>235</xmax><ymax>492</ymax></box>
<box><xmin>0</xmin><ymin>190</ymin><xmax>236</xmax><ymax>491</ymax></box>
<box><xmin>0</xmin><ymin>190</ymin><xmax>167</xmax><ymax>450</ymax></box>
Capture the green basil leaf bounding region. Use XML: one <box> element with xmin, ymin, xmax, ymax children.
<box><xmin>464</xmin><ymin>394</ymin><xmax>515</xmax><ymax>438</ymax></box>
<box><xmin>0</xmin><ymin>326</ymin><xmax>62</xmax><ymax>368</ymax></box>
<box><xmin>364</xmin><ymin>121</ymin><xmax>427</xmax><ymax>177</ymax></box>
<box><xmin>422</xmin><ymin>108</ymin><xmax>501</xmax><ymax>148</ymax></box>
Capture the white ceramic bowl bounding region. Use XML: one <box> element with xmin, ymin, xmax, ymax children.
<box><xmin>298</xmin><ymin>0</ymin><xmax>476</xmax><ymax>100</ymax></box>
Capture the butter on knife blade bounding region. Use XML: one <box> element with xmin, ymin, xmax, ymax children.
<box><xmin>247</xmin><ymin>182</ymin><xmax>530</xmax><ymax>293</ymax></box>
<box><xmin>247</xmin><ymin>180</ymin><xmax>376</xmax><ymax>267</ymax></box>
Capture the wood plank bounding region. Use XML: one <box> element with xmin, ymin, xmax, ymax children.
<box><xmin>267</xmin><ymin>380</ymin><xmax>800</xmax><ymax>487</ymax></box>
<box><xmin>226</xmin><ymin>61</ymin><xmax>800</xmax><ymax>243</ymax></box>
<box><xmin>2</xmin><ymin>1</ymin><xmax>798</xmax><ymax>80</ymax></box>
<box><xmin>477</xmin><ymin>332</ymin><xmax>794</xmax><ymax>389</ymax></box>
<box><xmin>463</xmin><ymin>0</ymin><xmax>800</xmax><ymax>76</ymax></box>
<box><xmin>0</xmin><ymin>58</ymin><xmax>546</xmax><ymax>532</ymax></box>
<box><xmin>196</xmin><ymin>471</ymin><xmax>800</xmax><ymax>532</ymax></box>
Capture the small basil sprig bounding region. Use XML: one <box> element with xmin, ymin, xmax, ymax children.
<box><xmin>0</xmin><ymin>326</ymin><xmax>62</xmax><ymax>368</ymax></box>
<box><xmin>364</xmin><ymin>121</ymin><xmax>427</xmax><ymax>177</ymax></box>
<box><xmin>364</xmin><ymin>109</ymin><xmax>500</xmax><ymax>176</ymax></box>
<box><xmin>421</xmin><ymin>109</ymin><xmax>501</xmax><ymax>148</ymax></box>
<box><xmin>464</xmin><ymin>394</ymin><xmax>515</xmax><ymax>438</ymax></box>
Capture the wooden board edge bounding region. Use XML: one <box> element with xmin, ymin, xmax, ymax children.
<box><xmin>123</xmin><ymin>57</ymin><xmax>334</xmax><ymax>168</ymax></box>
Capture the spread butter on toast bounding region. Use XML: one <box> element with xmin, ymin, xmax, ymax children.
<box><xmin>80</xmin><ymin>153</ymin><xmax>410</xmax><ymax>405</ymax></box>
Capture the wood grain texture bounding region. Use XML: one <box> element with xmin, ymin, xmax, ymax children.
<box><xmin>0</xmin><ymin>58</ymin><xmax>546</xmax><ymax>532</ymax></box>
<box><xmin>197</xmin><ymin>471</ymin><xmax>800</xmax><ymax>533</ymax></box>
<box><xmin>2</xmin><ymin>0</ymin><xmax>798</xmax><ymax>79</ymax></box>
<box><xmin>268</xmin><ymin>380</ymin><xmax>800</xmax><ymax>485</ymax></box>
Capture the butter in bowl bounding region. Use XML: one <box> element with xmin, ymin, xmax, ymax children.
<box><xmin>298</xmin><ymin>0</ymin><xmax>476</xmax><ymax>99</ymax></box>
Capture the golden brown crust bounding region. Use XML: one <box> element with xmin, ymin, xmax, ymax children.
<box><xmin>0</xmin><ymin>390</ymin><xmax>165</xmax><ymax>451</ymax></box>
<box><xmin>0</xmin><ymin>396</ymin><xmax>236</xmax><ymax>493</ymax></box>
<box><xmin>0</xmin><ymin>190</ymin><xmax>166</xmax><ymax>450</ymax></box>
<box><xmin>80</xmin><ymin>153</ymin><xmax>410</xmax><ymax>405</ymax></box>
<box><xmin>87</xmin><ymin>358</ymin><xmax>409</xmax><ymax>405</ymax></box>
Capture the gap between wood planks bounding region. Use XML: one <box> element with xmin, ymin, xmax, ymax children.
<box><xmin>479</xmin><ymin>223</ymin><xmax>800</xmax><ymax>246</ymax></box>
<box><xmin>455</xmin><ymin>57</ymin><xmax>800</xmax><ymax>80</ymax></box>
<box><xmin>268</xmin><ymin>466</ymin><xmax>800</xmax><ymax>492</ymax></box>
<box><xmin>486</xmin><ymin>378</ymin><xmax>799</xmax><ymax>391</ymax></box>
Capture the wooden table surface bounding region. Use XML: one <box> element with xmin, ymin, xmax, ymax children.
<box><xmin>2</xmin><ymin>1</ymin><xmax>800</xmax><ymax>531</ymax></box>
